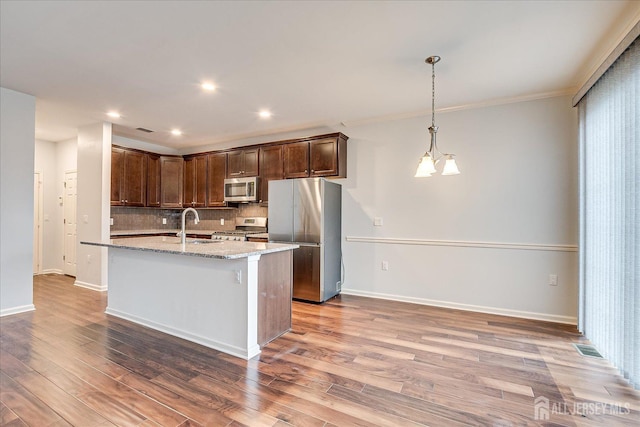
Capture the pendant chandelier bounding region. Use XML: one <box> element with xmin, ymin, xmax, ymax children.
<box><xmin>415</xmin><ymin>56</ymin><xmax>460</xmax><ymax>177</ymax></box>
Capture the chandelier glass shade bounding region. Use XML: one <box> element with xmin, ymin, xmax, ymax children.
<box><xmin>415</xmin><ymin>56</ymin><xmax>460</xmax><ymax>178</ymax></box>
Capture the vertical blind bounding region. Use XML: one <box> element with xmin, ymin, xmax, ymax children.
<box><xmin>578</xmin><ymin>38</ymin><xmax>638</xmax><ymax>389</ymax></box>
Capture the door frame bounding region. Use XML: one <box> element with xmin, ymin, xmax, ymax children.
<box><xmin>63</xmin><ymin>170</ymin><xmax>77</xmax><ymax>277</ymax></box>
<box><xmin>33</xmin><ymin>171</ymin><xmax>43</xmax><ymax>275</ymax></box>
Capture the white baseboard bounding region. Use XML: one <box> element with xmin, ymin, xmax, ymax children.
<box><xmin>105</xmin><ymin>307</ymin><xmax>261</xmax><ymax>360</ymax></box>
<box><xmin>1</xmin><ymin>304</ymin><xmax>35</xmax><ymax>317</ymax></box>
<box><xmin>341</xmin><ymin>288</ymin><xmax>577</xmax><ymax>325</ymax></box>
<box><xmin>74</xmin><ymin>280</ymin><xmax>107</xmax><ymax>292</ymax></box>
<box><xmin>38</xmin><ymin>269</ymin><xmax>64</xmax><ymax>275</ymax></box>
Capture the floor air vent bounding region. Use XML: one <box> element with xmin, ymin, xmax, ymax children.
<box><xmin>574</xmin><ymin>344</ymin><xmax>603</xmax><ymax>358</ymax></box>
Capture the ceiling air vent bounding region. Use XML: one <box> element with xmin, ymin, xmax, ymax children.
<box><xmin>136</xmin><ymin>127</ymin><xmax>154</xmax><ymax>133</ymax></box>
<box><xmin>574</xmin><ymin>344</ymin><xmax>603</xmax><ymax>358</ymax></box>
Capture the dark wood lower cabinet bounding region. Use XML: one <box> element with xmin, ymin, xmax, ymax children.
<box><xmin>257</xmin><ymin>250</ymin><xmax>292</xmax><ymax>346</ymax></box>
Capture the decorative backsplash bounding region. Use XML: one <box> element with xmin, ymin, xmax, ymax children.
<box><xmin>110</xmin><ymin>205</ymin><xmax>268</xmax><ymax>232</ymax></box>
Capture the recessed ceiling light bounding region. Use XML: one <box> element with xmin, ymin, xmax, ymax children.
<box><xmin>201</xmin><ymin>82</ymin><xmax>216</xmax><ymax>92</ymax></box>
<box><xmin>258</xmin><ymin>110</ymin><xmax>272</xmax><ymax>119</ymax></box>
<box><xmin>171</xmin><ymin>129</ymin><xmax>182</xmax><ymax>136</ymax></box>
<box><xmin>107</xmin><ymin>111</ymin><xmax>121</xmax><ymax>119</ymax></box>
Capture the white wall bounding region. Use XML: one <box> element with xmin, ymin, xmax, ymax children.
<box><xmin>112</xmin><ymin>135</ymin><xmax>180</xmax><ymax>155</ymax></box>
<box><xmin>76</xmin><ymin>123</ymin><xmax>111</xmax><ymax>291</ymax></box>
<box><xmin>339</xmin><ymin>95</ymin><xmax>579</xmax><ymax>323</ymax></box>
<box><xmin>1</xmin><ymin>87</ymin><xmax>36</xmax><ymax>315</ymax></box>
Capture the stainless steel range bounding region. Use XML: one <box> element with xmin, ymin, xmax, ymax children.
<box><xmin>211</xmin><ymin>217</ymin><xmax>267</xmax><ymax>241</ymax></box>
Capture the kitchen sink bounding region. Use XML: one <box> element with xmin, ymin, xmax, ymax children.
<box><xmin>185</xmin><ymin>239</ymin><xmax>222</xmax><ymax>245</ymax></box>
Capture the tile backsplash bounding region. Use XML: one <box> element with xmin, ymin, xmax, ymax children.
<box><xmin>110</xmin><ymin>204</ymin><xmax>268</xmax><ymax>232</ymax></box>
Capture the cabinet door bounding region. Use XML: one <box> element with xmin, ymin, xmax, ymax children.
<box><xmin>283</xmin><ymin>142</ymin><xmax>310</xmax><ymax>178</ymax></box>
<box><xmin>110</xmin><ymin>147</ymin><xmax>125</xmax><ymax>206</ymax></box>
<box><xmin>227</xmin><ymin>149</ymin><xmax>259</xmax><ymax>178</ymax></box>
<box><xmin>160</xmin><ymin>156</ymin><xmax>183</xmax><ymax>208</ymax></box>
<box><xmin>183</xmin><ymin>155</ymin><xmax>207</xmax><ymax>207</ymax></box>
<box><xmin>309</xmin><ymin>137</ymin><xmax>338</xmax><ymax>177</ymax></box>
<box><xmin>207</xmin><ymin>152</ymin><xmax>227</xmax><ymax>206</ymax></box>
<box><xmin>123</xmin><ymin>150</ymin><xmax>147</xmax><ymax>207</ymax></box>
<box><xmin>146</xmin><ymin>153</ymin><xmax>161</xmax><ymax>207</ymax></box>
<box><xmin>227</xmin><ymin>150</ymin><xmax>244</xmax><ymax>178</ymax></box>
<box><xmin>259</xmin><ymin>145</ymin><xmax>284</xmax><ymax>202</ymax></box>
<box><xmin>243</xmin><ymin>149</ymin><xmax>259</xmax><ymax>177</ymax></box>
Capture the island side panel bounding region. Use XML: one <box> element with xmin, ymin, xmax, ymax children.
<box><xmin>258</xmin><ymin>250</ymin><xmax>293</xmax><ymax>346</ymax></box>
<box><xmin>106</xmin><ymin>247</ymin><xmax>259</xmax><ymax>359</ymax></box>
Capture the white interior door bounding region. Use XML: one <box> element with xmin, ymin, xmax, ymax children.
<box><xmin>63</xmin><ymin>171</ymin><xmax>77</xmax><ymax>277</ymax></box>
<box><xmin>33</xmin><ymin>172</ymin><xmax>41</xmax><ymax>274</ymax></box>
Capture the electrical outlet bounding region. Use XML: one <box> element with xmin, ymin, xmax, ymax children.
<box><xmin>374</xmin><ymin>217</ymin><xmax>383</xmax><ymax>226</ymax></box>
<box><xmin>382</xmin><ymin>261</ymin><xmax>389</xmax><ymax>271</ymax></box>
<box><xmin>220</xmin><ymin>218</ymin><xmax>224</xmax><ymax>225</ymax></box>
<box><xmin>234</xmin><ymin>270</ymin><xmax>242</xmax><ymax>284</ymax></box>
<box><xmin>162</xmin><ymin>218</ymin><xmax>167</xmax><ymax>225</ymax></box>
<box><xmin>549</xmin><ymin>274</ymin><xmax>558</xmax><ymax>286</ymax></box>
<box><xmin>110</xmin><ymin>218</ymin><xmax>114</xmax><ymax>226</ymax></box>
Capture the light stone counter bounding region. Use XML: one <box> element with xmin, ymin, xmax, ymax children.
<box><xmin>83</xmin><ymin>236</ymin><xmax>297</xmax><ymax>260</ymax></box>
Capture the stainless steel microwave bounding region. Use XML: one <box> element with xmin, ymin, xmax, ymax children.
<box><xmin>223</xmin><ymin>177</ymin><xmax>259</xmax><ymax>202</ymax></box>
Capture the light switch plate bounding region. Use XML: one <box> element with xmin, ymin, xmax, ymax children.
<box><xmin>374</xmin><ymin>217</ymin><xmax>383</xmax><ymax>226</ymax></box>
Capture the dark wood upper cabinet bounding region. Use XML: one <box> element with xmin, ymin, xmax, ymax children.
<box><xmin>147</xmin><ymin>153</ymin><xmax>161</xmax><ymax>207</ymax></box>
<box><xmin>207</xmin><ymin>152</ymin><xmax>227</xmax><ymax>207</ymax></box>
<box><xmin>227</xmin><ymin>148</ymin><xmax>259</xmax><ymax>178</ymax></box>
<box><xmin>183</xmin><ymin>155</ymin><xmax>207</xmax><ymax>208</ymax></box>
<box><xmin>111</xmin><ymin>133</ymin><xmax>347</xmax><ymax>209</ymax></box>
<box><xmin>111</xmin><ymin>147</ymin><xmax>146</xmax><ymax>207</ymax></box>
<box><xmin>283</xmin><ymin>142</ymin><xmax>309</xmax><ymax>179</ymax></box>
<box><xmin>260</xmin><ymin>145</ymin><xmax>284</xmax><ymax>202</ymax></box>
<box><xmin>310</xmin><ymin>136</ymin><xmax>345</xmax><ymax>177</ymax></box>
<box><xmin>283</xmin><ymin>134</ymin><xmax>348</xmax><ymax>179</ymax></box>
<box><xmin>111</xmin><ymin>147</ymin><xmax>125</xmax><ymax>206</ymax></box>
<box><xmin>160</xmin><ymin>156</ymin><xmax>184</xmax><ymax>208</ymax></box>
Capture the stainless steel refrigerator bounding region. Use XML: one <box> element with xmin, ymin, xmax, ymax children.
<box><xmin>268</xmin><ymin>178</ymin><xmax>342</xmax><ymax>303</ymax></box>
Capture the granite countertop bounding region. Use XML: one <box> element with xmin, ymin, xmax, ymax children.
<box><xmin>82</xmin><ymin>236</ymin><xmax>297</xmax><ymax>260</ymax></box>
<box><xmin>110</xmin><ymin>229</ymin><xmax>221</xmax><ymax>237</ymax></box>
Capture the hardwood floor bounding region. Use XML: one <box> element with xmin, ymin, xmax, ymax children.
<box><xmin>1</xmin><ymin>274</ymin><xmax>638</xmax><ymax>426</ymax></box>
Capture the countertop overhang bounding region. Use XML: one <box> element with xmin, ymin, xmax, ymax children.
<box><xmin>82</xmin><ymin>236</ymin><xmax>298</xmax><ymax>260</ymax></box>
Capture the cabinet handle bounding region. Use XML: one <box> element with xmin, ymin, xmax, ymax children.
<box><xmin>311</xmin><ymin>170</ymin><xmax>314</xmax><ymax>173</ymax></box>
<box><xmin>304</xmin><ymin>169</ymin><xmax>308</xmax><ymax>173</ymax></box>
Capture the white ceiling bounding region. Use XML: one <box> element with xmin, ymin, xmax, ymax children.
<box><xmin>1</xmin><ymin>1</ymin><xmax>638</xmax><ymax>150</ymax></box>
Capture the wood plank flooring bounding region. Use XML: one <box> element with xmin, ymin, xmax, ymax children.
<box><xmin>1</xmin><ymin>274</ymin><xmax>638</xmax><ymax>426</ymax></box>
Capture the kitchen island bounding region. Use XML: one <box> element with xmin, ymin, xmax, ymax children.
<box><xmin>82</xmin><ymin>236</ymin><xmax>297</xmax><ymax>359</ymax></box>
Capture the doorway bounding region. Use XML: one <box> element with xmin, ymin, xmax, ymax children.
<box><xmin>63</xmin><ymin>171</ymin><xmax>77</xmax><ymax>277</ymax></box>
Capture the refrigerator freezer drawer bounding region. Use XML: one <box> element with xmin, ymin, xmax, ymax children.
<box><xmin>292</xmin><ymin>245</ymin><xmax>321</xmax><ymax>302</ymax></box>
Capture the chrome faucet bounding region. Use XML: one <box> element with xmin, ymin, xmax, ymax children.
<box><xmin>179</xmin><ymin>207</ymin><xmax>200</xmax><ymax>245</ymax></box>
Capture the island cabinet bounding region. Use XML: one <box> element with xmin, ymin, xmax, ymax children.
<box><xmin>227</xmin><ymin>148</ymin><xmax>259</xmax><ymax>178</ymax></box>
<box><xmin>147</xmin><ymin>153</ymin><xmax>161</xmax><ymax>207</ymax></box>
<box><xmin>283</xmin><ymin>133</ymin><xmax>348</xmax><ymax>179</ymax></box>
<box><xmin>183</xmin><ymin>154</ymin><xmax>207</xmax><ymax>208</ymax></box>
<box><xmin>111</xmin><ymin>147</ymin><xmax>147</xmax><ymax>207</ymax></box>
<box><xmin>84</xmin><ymin>236</ymin><xmax>298</xmax><ymax>359</ymax></box>
<box><xmin>259</xmin><ymin>145</ymin><xmax>284</xmax><ymax>202</ymax></box>
<box><xmin>207</xmin><ymin>152</ymin><xmax>227</xmax><ymax>207</ymax></box>
<box><xmin>160</xmin><ymin>156</ymin><xmax>184</xmax><ymax>208</ymax></box>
